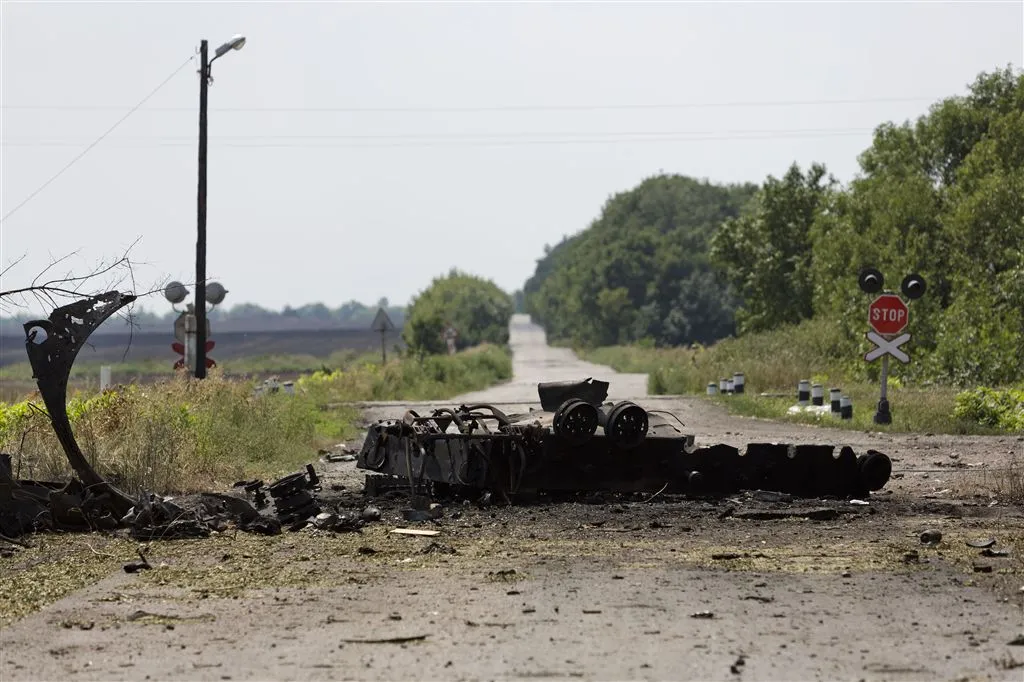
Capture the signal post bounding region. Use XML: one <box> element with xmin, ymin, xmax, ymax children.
<box><xmin>858</xmin><ymin>268</ymin><xmax>927</xmax><ymax>425</ymax></box>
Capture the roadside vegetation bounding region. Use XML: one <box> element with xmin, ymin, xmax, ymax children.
<box><xmin>528</xmin><ymin>67</ymin><xmax>1023</xmax><ymax>434</ymax></box>
<box><xmin>0</xmin><ymin>343</ymin><xmax>511</xmax><ymax>494</ymax></box>
<box><xmin>0</xmin><ymin>268</ymin><xmax>515</xmax><ymax>494</ymax></box>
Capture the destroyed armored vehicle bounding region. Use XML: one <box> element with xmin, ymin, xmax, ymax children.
<box><xmin>357</xmin><ymin>378</ymin><xmax>892</xmax><ymax>500</ymax></box>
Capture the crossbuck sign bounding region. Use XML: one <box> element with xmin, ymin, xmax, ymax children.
<box><xmin>864</xmin><ymin>331</ymin><xmax>911</xmax><ymax>364</ymax></box>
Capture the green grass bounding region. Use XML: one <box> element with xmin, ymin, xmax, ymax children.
<box><xmin>708</xmin><ymin>387</ymin><xmax>1001</xmax><ymax>435</ymax></box>
<box><xmin>578</xmin><ymin>318</ymin><xmax>1022</xmax><ymax>435</ymax></box>
<box><xmin>0</xmin><ymin>348</ymin><xmax>380</xmax><ymax>401</ymax></box>
<box><xmin>0</xmin><ymin>344</ymin><xmax>512</xmax><ymax>494</ymax></box>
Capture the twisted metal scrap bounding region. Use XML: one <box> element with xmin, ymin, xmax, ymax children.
<box><xmin>23</xmin><ymin>291</ymin><xmax>137</xmax><ymax>516</ymax></box>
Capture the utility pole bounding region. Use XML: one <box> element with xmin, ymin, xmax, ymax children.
<box><xmin>195</xmin><ymin>39</ymin><xmax>210</xmax><ymax>379</ymax></box>
<box><xmin>193</xmin><ymin>34</ymin><xmax>245</xmax><ymax>378</ymax></box>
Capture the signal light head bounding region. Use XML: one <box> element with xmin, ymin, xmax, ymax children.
<box><xmin>901</xmin><ymin>273</ymin><xmax>927</xmax><ymax>300</ymax></box>
<box><xmin>858</xmin><ymin>267</ymin><xmax>884</xmax><ymax>294</ymax></box>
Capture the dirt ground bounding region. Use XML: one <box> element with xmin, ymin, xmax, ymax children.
<box><xmin>2</xmin><ymin>315</ymin><xmax>1023</xmax><ymax>681</ymax></box>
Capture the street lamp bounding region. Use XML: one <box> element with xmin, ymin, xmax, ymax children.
<box><xmin>195</xmin><ymin>33</ymin><xmax>246</xmax><ymax>379</ymax></box>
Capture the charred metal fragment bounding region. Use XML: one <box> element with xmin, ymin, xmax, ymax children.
<box><xmin>357</xmin><ymin>380</ymin><xmax>893</xmax><ymax>501</ymax></box>
<box><xmin>267</xmin><ymin>467</ymin><xmax>321</xmax><ymax>526</ymax></box>
<box><xmin>22</xmin><ymin>291</ymin><xmax>137</xmax><ymax>517</ymax></box>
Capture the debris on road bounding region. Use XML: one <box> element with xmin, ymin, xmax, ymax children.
<box><xmin>919</xmin><ymin>529</ymin><xmax>943</xmax><ymax>545</ymax></box>
<box><xmin>391</xmin><ymin>528</ymin><xmax>440</xmax><ymax>536</ymax></box>
<box><xmin>966</xmin><ymin>538</ymin><xmax>996</xmax><ymax>548</ymax></box>
<box><xmin>356</xmin><ymin>378</ymin><xmax>894</xmax><ymax>502</ymax></box>
<box><xmin>339</xmin><ymin>634</ymin><xmax>429</xmax><ymax>644</ymax></box>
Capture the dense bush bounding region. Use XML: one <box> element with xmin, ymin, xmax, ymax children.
<box><xmin>952</xmin><ymin>386</ymin><xmax>1024</xmax><ymax>431</ymax></box>
<box><xmin>403</xmin><ymin>270</ymin><xmax>514</xmax><ymax>355</ymax></box>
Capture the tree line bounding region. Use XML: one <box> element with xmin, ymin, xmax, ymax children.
<box><xmin>523</xmin><ymin>66</ymin><xmax>1023</xmax><ymax>386</ymax></box>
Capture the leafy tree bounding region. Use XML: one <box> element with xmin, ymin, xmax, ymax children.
<box><xmin>711</xmin><ymin>162</ymin><xmax>834</xmax><ymax>334</ymax></box>
<box><xmin>403</xmin><ymin>269</ymin><xmax>514</xmax><ymax>355</ymax></box>
<box><xmin>524</xmin><ymin>174</ymin><xmax>756</xmax><ymax>347</ymax></box>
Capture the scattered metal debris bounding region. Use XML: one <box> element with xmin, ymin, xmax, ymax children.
<box><xmin>356</xmin><ymin>378</ymin><xmax>893</xmax><ymax>501</ymax></box>
<box><xmin>123</xmin><ymin>549</ymin><xmax>152</xmax><ymax>574</ymax></box>
<box><xmin>980</xmin><ymin>548</ymin><xmax>1010</xmax><ymax>558</ymax></box>
<box><xmin>266</xmin><ymin>466</ymin><xmax>321</xmax><ymax>527</ymax></box>
<box><xmin>339</xmin><ymin>634</ymin><xmax>428</xmax><ymax>644</ymax></box>
<box><xmin>919</xmin><ymin>529</ymin><xmax>943</xmax><ymax>545</ymax></box>
<box><xmin>21</xmin><ymin>292</ymin><xmax>138</xmax><ymax>518</ymax></box>
<box><xmin>966</xmin><ymin>538</ymin><xmax>996</xmax><ymax>548</ymax></box>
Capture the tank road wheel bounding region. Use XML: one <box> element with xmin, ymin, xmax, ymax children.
<box><xmin>857</xmin><ymin>451</ymin><xmax>893</xmax><ymax>492</ymax></box>
<box><xmin>552</xmin><ymin>399</ymin><xmax>600</xmax><ymax>447</ymax></box>
<box><xmin>601</xmin><ymin>401</ymin><xmax>649</xmax><ymax>450</ymax></box>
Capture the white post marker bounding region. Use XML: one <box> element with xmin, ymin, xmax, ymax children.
<box><xmin>840</xmin><ymin>395</ymin><xmax>853</xmax><ymax>420</ymax></box>
<box><xmin>732</xmin><ymin>372</ymin><xmax>745</xmax><ymax>394</ymax></box>
<box><xmin>829</xmin><ymin>388</ymin><xmax>842</xmax><ymax>416</ymax></box>
<box><xmin>811</xmin><ymin>383</ymin><xmax>824</xmax><ymax>406</ymax></box>
<box><xmin>100</xmin><ymin>366</ymin><xmax>112</xmax><ymax>391</ymax></box>
<box><xmin>707</xmin><ymin>382</ymin><xmax>718</xmax><ymax>396</ymax></box>
<box><xmin>719</xmin><ymin>378</ymin><xmax>728</xmax><ymax>394</ymax></box>
<box><xmin>797</xmin><ymin>380</ymin><xmax>811</xmax><ymax>406</ymax></box>
<box><xmin>726</xmin><ymin>379</ymin><xmax>734</xmax><ymax>394</ymax></box>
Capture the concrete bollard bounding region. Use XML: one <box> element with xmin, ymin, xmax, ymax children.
<box><xmin>798</xmin><ymin>380</ymin><xmax>811</xmax><ymax>406</ymax></box>
<box><xmin>283</xmin><ymin>381</ymin><xmax>295</xmax><ymax>395</ymax></box>
<box><xmin>732</xmin><ymin>372</ymin><xmax>745</xmax><ymax>394</ymax></box>
<box><xmin>100</xmin><ymin>365</ymin><xmax>111</xmax><ymax>391</ymax></box>
<box><xmin>726</xmin><ymin>379</ymin><xmax>734</xmax><ymax>394</ymax></box>
<box><xmin>719</xmin><ymin>378</ymin><xmax>729</xmax><ymax>394</ymax></box>
<box><xmin>840</xmin><ymin>395</ymin><xmax>853</xmax><ymax>420</ymax></box>
<box><xmin>811</xmin><ymin>383</ymin><xmax>824</xmax><ymax>406</ymax></box>
<box><xmin>829</xmin><ymin>388</ymin><xmax>842</xmax><ymax>416</ymax></box>
<box><xmin>707</xmin><ymin>382</ymin><xmax>718</xmax><ymax>396</ymax></box>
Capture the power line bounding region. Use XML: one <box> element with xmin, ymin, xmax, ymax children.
<box><xmin>0</xmin><ymin>129</ymin><xmax>874</xmax><ymax>150</ymax></box>
<box><xmin>0</xmin><ymin>95</ymin><xmax>942</xmax><ymax>114</ymax></box>
<box><xmin>0</xmin><ymin>55</ymin><xmax>196</xmax><ymax>225</ymax></box>
<box><xmin>0</xmin><ymin>127</ymin><xmax>877</xmax><ymax>144</ymax></box>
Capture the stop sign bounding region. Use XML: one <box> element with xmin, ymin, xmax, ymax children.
<box><xmin>868</xmin><ymin>294</ymin><xmax>909</xmax><ymax>335</ymax></box>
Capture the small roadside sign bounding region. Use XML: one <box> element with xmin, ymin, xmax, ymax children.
<box><xmin>372</xmin><ymin>308</ymin><xmax>395</xmax><ymax>364</ymax></box>
<box><xmin>371</xmin><ymin>308</ymin><xmax>395</xmax><ymax>333</ymax></box>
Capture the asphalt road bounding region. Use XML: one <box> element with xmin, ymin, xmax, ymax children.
<box><xmin>451</xmin><ymin>314</ymin><xmax>648</xmax><ymax>405</ymax></box>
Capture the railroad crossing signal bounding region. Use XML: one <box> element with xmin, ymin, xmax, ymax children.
<box><xmin>858</xmin><ymin>268</ymin><xmax>927</xmax><ymax>426</ymax></box>
<box><xmin>172</xmin><ymin>340</ymin><xmax>215</xmax><ymax>370</ymax></box>
<box><xmin>864</xmin><ymin>331</ymin><xmax>911</xmax><ymax>364</ymax></box>
<box><xmin>867</xmin><ymin>294</ymin><xmax>909</xmax><ymax>336</ymax></box>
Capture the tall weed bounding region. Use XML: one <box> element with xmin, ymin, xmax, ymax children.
<box><xmin>0</xmin><ymin>345</ymin><xmax>511</xmax><ymax>494</ymax></box>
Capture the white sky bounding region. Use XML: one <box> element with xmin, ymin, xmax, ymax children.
<box><xmin>1</xmin><ymin>1</ymin><xmax>1021</xmax><ymax>316</ymax></box>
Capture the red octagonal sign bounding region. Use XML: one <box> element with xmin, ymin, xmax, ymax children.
<box><xmin>868</xmin><ymin>294</ymin><xmax>909</xmax><ymax>335</ymax></box>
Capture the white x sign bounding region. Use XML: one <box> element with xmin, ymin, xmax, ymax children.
<box><xmin>864</xmin><ymin>331</ymin><xmax>911</xmax><ymax>364</ymax></box>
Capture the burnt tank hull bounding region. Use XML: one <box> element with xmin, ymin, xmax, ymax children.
<box><xmin>356</xmin><ymin>378</ymin><xmax>891</xmax><ymax>500</ymax></box>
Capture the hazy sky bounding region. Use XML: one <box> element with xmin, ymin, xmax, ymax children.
<box><xmin>2</xmin><ymin>1</ymin><xmax>1021</xmax><ymax>317</ymax></box>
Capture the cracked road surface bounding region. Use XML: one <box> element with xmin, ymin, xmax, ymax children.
<box><xmin>2</xmin><ymin>315</ymin><xmax>1023</xmax><ymax>681</ymax></box>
